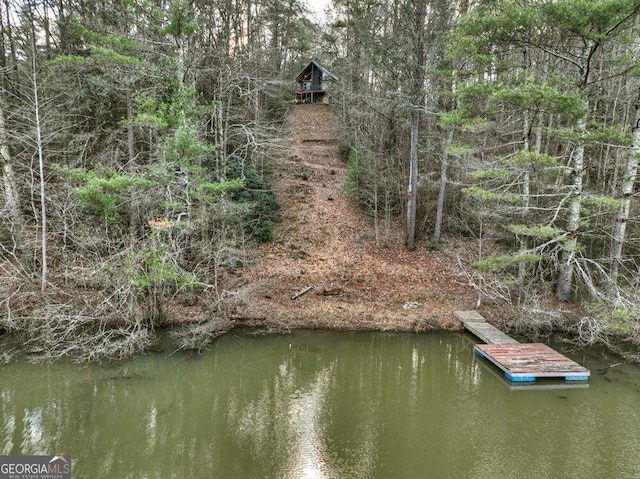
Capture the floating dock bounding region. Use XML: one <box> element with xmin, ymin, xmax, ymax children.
<box><xmin>475</xmin><ymin>343</ymin><xmax>590</xmax><ymax>382</ymax></box>
<box><xmin>455</xmin><ymin>310</ymin><xmax>590</xmax><ymax>384</ymax></box>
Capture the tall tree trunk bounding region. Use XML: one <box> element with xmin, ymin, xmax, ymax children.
<box><xmin>126</xmin><ymin>88</ymin><xmax>138</xmax><ymax>243</ymax></box>
<box><xmin>609</xmin><ymin>103</ymin><xmax>639</xmax><ymax>294</ymax></box>
<box><xmin>556</xmin><ymin>101</ymin><xmax>588</xmax><ymax>302</ymax></box>
<box><xmin>406</xmin><ymin>0</ymin><xmax>428</xmax><ymax>250</ymax></box>
<box><xmin>521</xmin><ymin>108</ymin><xmax>531</xmax><ymax>213</ymax></box>
<box><xmin>31</xmin><ymin>47</ymin><xmax>48</xmax><ymax>292</ymax></box>
<box><xmin>0</xmin><ymin>104</ymin><xmax>23</xmax><ymax>240</ymax></box>
<box><xmin>432</xmin><ymin>128</ymin><xmax>453</xmax><ymax>246</ymax></box>
<box><xmin>2</xmin><ymin>0</ymin><xmax>18</xmax><ymax>65</ymax></box>
<box><xmin>406</xmin><ymin>108</ymin><xmax>419</xmax><ymax>250</ymax></box>
<box><xmin>534</xmin><ymin>111</ymin><xmax>544</xmax><ymax>156</ymax></box>
<box><xmin>517</xmin><ymin>108</ymin><xmax>532</xmax><ymax>303</ymax></box>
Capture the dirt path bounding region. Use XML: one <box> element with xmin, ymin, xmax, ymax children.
<box><xmin>230</xmin><ymin>105</ymin><xmax>476</xmax><ymax>331</ymax></box>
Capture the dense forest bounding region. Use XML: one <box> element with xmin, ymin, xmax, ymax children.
<box><xmin>0</xmin><ymin>0</ymin><xmax>638</xmax><ymax>361</ymax></box>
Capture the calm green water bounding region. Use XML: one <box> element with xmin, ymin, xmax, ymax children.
<box><xmin>1</xmin><ymin>331</ymin><xmax>639</xmax><ymax>478</ymax></box>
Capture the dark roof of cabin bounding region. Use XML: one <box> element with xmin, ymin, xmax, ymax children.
<box><xmin>295</xmin><ymin>58</ymin><xmax>339</xmax><ymax>82</ymax></box>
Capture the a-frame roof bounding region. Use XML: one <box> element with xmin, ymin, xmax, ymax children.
<box><xmin>295</xmin><ymin>58</ymin><xmax>339</xmax><ymax>82</ymax></box>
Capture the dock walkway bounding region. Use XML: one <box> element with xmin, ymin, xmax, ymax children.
<box><xmin>455</xmin><ymin>311</ymin><xmax>590</xmax><ymax>383</ymax></box>
<box><xmin>455</xmin><ymin>310</ymin><xmax>519</xmax><ymax>345</ymax></box>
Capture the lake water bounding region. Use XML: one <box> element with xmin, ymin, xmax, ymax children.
<box><xmin>1</xmin><ymin>331</ymin><xmax>639</xmax><ymax>478</ymax></box>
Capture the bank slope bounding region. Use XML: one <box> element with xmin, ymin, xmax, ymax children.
<box><xmin>230</xmin><ymin>104</ymin><xmax>475</xmax><ymax>331</ymax></box>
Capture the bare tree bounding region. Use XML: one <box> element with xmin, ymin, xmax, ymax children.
<box><xmin>29</xmin><ymin>35</ymin><xmax>48</xmax><ymax>292</ymax></box>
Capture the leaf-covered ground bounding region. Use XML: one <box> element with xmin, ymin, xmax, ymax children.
<box><xmin>230</xmin><ymin>104</ymin><xmax>477</xmax><ymax>332</ymax></box>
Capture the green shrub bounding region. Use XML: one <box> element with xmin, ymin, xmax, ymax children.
<box><xmin>226</xmin><ymin>156</ymin><xmax>279</xmax><ymax>242</ymax></box>
<box><xmin>584</xmin><ymin>302</ymin><xmax>640</xmax><ymax>336</ymax></box>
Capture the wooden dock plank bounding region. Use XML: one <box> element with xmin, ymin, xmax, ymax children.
<box><xmin>463</xmin><ymin>321</ymin><xmax>519</xmax><ymax>345</ymax></box>
<box><xmin>455</xmin><ymin>310</ymin><xmax>518</xmax><ymax>344</ymax></box>
<box><xmin>454</xmin><ymin>310</ymin><xmax>486</xmax><ymax>323</ymax></box>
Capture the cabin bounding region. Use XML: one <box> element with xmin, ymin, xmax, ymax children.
<box><xmin>294</xmin><ymin>58</ymin><xmax>339</xmax><ymax>104</ymax></box>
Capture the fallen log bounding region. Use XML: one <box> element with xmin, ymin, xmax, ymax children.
<box><xmin>321</xmin><ymin>288</ymin><xmax>342</xmax><ymax>296</ymax></box>
<box><xmin>291</xmin><ymin>286</ymin><xmax>314</xmax><ymax>300</ymax></box>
